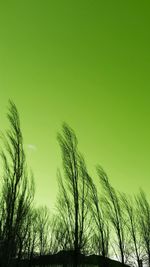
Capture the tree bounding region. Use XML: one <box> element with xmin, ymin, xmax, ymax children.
<box><xmin>57</xmin><ymin>123</ymin><xmax>90</xmax><ymax>266</ymax></box>
<box><xmin>36</xmin><ymin>206</ymin><xmax>51</xmax><ymax>255</ymax></box>
<box><xmin>121</xmin><ymin>193</ymin><xmax>142</xmax><ymax>267</ymax></box>
<box><xmin>88</xmin><ymin>174</ymin><xmax>109</xmax><ymax>257</ymax></box>
<box><xmin>56</xmin><ymin>173</ymin><xmax>74</xmax><ymax>250</ymax></box>
<box><xmin>98</xmin><ymin>166</ymin><xmax>126</xmax><ymax>264</ymax></box>
<box><xmin>136</xmin><ymin>190</ymin><xmax>150</xmax><ymax>267</ymax></box>
<box><xmin>0</xmin><ymin>101</ymin><xmax>35</xmax><ymax>266</ymax></box>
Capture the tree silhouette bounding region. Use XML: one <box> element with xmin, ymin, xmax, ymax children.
<box><xmin>0</xmin><ymin>101</ymin><xmax>149</xmax><ymax>267</ymax></box>
<box><xmin>121</xmin><ymin>193</ymin><xmax>143</xmax><ymax>267</ymax></box>
<box><xmin>57</xmin><ymin>123</ymin><xmax>90</xmax><ymax>267</ymax></box>
<box><xmin>98</xmin><ymin>166</ymin><xmax>126</xmax><ymax>264</ymax></box>
<box><xmin>88</xmin><ymin>174</ymin><xmax>109</xmax><ymax>257</ymax></box>
<box><xmin>0</xmin><ymin>101</ymin><xmax>35</xmax><ymax>266</ymax></box>
<box><xmin>136</xmin><ymin>190</ymin><xmax>150</xmax><ymax>267</ymax></box>
<box><xmin>36</xmin><ymin>206</ymin><xmax>51</xmax><ymax>255</ymax></box>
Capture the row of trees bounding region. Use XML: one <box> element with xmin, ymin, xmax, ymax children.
<box><xmin>0</xmin><ymin>101</ymin><xmax>149</xmax><ymax>267</ymax></box>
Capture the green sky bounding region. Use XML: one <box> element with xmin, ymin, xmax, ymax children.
<box><xmin>0</xmin><ymin>0</ymin><xmax>150</xmax><ymax>209</ymax></box>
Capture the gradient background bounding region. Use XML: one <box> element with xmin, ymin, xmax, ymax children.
<box><xmin>0</xmin><ymin>0</ymin><xmax>150</xmax><ymax>209</ymax></box>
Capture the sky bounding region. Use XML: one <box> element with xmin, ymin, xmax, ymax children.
<box><xmin>0</xmin><ymin>0</ymin><xmax>150</xmax><ymax>210</ymax></box>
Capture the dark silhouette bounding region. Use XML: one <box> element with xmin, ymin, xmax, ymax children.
<box><xmin>98</xmin><ymin>167</ymin><xmax>126</xmax><ymax>264</ymax></box>
<box><xmin>88</xmin><ymin>173</ymin><xmax>109</xmax><ymax>258</ymax></box>
<box><xmin>19</xmin><ymin>250</ymin><xmax>131</xmax><ymax>267</ymax></box>
<box><xmin>36</xmin><ymin>206</ymin><xmax>51</xmax><ymax>255</ymax></box>
<box><xmin>57</xmin><ymin>124</ymin><xmax>91</xmax><ymax>266</ymax></box>
<box><xmin>121</xmin><ymin>193</ymin><xmax>142</xmax><ymax>267</ymax></box>
<box><xmin>136</xmin><ymin>190</ymin><xmax>150</xmax><ymax>267</ymax></box>
<box><xmin>0</xmin><ymin>101</ymin><xmax>149</xmax><ymax>267</ymax></box>
<box><xmin>0</xmin><ymin>101</ymin><xmax>35</xmax><ymax>267</ymax></box>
